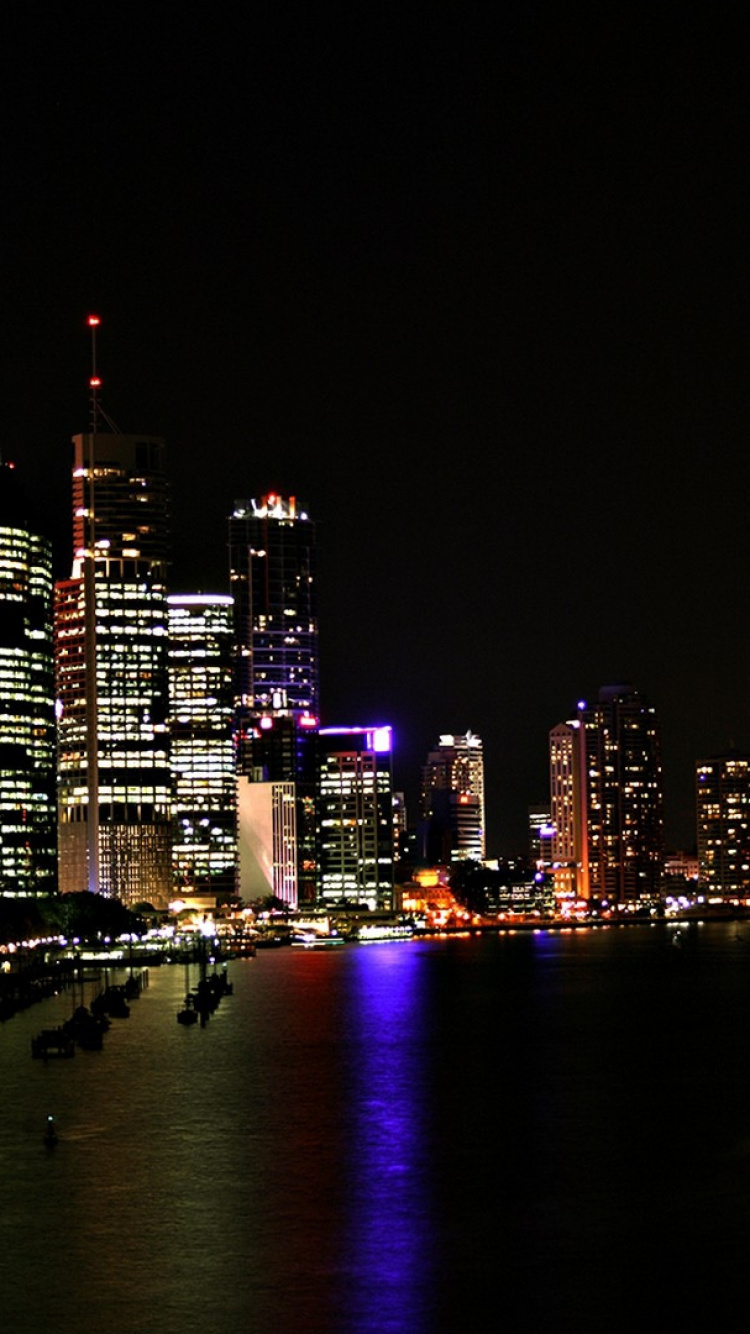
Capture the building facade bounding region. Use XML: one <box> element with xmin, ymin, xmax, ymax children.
<box><xmin>228</xmin><ymin>493</ymin><xmax>318</xmax><ymax>732</ymax></box>
<box><xmin>419</xmin><ymin>730</ymin><xmax>486</xmax><ymax>864</ymax></box>
<box><xmin>696</xmin><ymin>753</ymin><xmax>750</xmax><ymax>897</ymax></box>
<box><xmin>167</xmin><ymin>594</ymin><xmax>236</xmax><ymax>902</ymax></box>
<box><xmin>0</xmin><ymin>463</ymin><xmax>56</xmax><ymax>895</ymax></box>
<box><xmin>549</xmin><ymin>685</ymin><xmax>664</xmax><ymax>903</ymax></box>
<box><xmin>316</xmin><ymin>726</ymin><xmax>394</xmax><ymax>910</ymax></box>
<box><xmin>548</xmin><ymin>720</ymin><xmax>589</xmax><ymax>898</ymax></box>
<box><xmin>228</xmin><ymin>494</ymin><xmax>318</xmax><ymax>903</ymax></box>
<box><xmin>55</xmin><ymin>433</ymin><xmax>172</xmax><ymax>907</ymax></box>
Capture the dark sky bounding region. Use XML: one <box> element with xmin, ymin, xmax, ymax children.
<box><xmin>1</xmin><ymin>3</ymin><xmax>747</xmax><ymax>856</ymax></box>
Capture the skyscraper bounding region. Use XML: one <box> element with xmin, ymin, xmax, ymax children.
<box><xmin>549</xmin><ymin>720</ymin><xmax>588</xmax><ymax>898</ymax></box>
<box><xmin>167</xmin><ymin>594</ymin><xmax>236</xmax><ymax>901</ymax></box>
<box><xmin>316</xmin><ymin>726</ymin><xmax>394</xmax><ymax>910</ymax></box>
<box><xmin>55</xmin><ymin>429</ymin><xmax>172</xmax><ymax>907</ymax></box>
<box><xmin>228</xmin><ymin>493</ymin><xmax>318</xmax><ymax>734</ymax></box>
<box><xmin>0</xmin><ymin>462</ymin><xmax>56</xmax><ymax>895</ymax></box>
<box><xmin>696</xmin><ymin>753</ymin><xmax>750</xmax><ymax>897</ymax></box>
<box><xmin>549</xmin><ymin>685</ymin><xmax>664</xmax><ymax>903</ymax></box>
<box><xmin>419</xmin><ymin>730</ymin><xmax>486</xmax><ymax>864</ymax></box>
<box><xmin>228</xmin><ymin>493</ymin><xmax>318</xmax><ymax>903</ymax></box>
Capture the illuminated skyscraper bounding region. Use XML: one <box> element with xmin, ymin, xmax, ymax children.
<box><xmin>549</xmin><ymin>685</ymin><xmax>663</xmax><ymax>903</ymax></box>
<box><xmin>228</xmin><ymin>493</ymin><xmax>318</xmax><ymax>733</ymax></box>
<box><xmin>167</xmin><ymin>594</ymin><xmax>236</xmax><ymax>901</ymax></box>
<box><xmin>419</xmin><ymin>730</ymin><xmax>486</xmax><ymax>863</ymax></box>
<box><xmin>316</xmin><ymin>726</ymin><xmax>394</xmax><ymax>910</ymax></box>
<box><xmin>228</xmin><ymin>494</ymin><xmax>318</xmax><ymax>903</ymax></box>
<box><xmin>0</xmin><ymin>462</ymin><xmax>56</xmax><ymax>895</ymax></box>
<box><xmin>549</xmin><ymin>720</ymin><xmax>589</xmax><ymax>899</ymax></box>
<box><xmin>55</xmin><ymin>427</ymin><xmax>172</xmax><ymax>907</ymax></box>
<box><xmin>696</xmin><ymin>753</ymin><xmax>750</xmax><ymax>896</ymax></box>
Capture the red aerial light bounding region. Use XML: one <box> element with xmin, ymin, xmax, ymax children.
<box><xmin>87</xmin><ymin>315</ymin><xmax>101</xmax><ymax>327</ymax></box>
<box><xmin>89</xmin><ymin>377</ymin><xmax>102</xmax><ymax>388</ymax></box>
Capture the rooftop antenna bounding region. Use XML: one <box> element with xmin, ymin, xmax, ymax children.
<box><xmin>87</xmin><ymin>314</ymin><xmax>120</xmax><ymax>433</ymax></box>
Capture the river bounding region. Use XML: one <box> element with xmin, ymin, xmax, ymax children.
<box><xmin>2</xmin><ymin>922</ymin><xmax>749</xmax><ymax>1333</ymax></box>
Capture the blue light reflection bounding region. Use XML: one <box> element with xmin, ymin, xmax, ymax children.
<box><xmin>342</xmin><ymin>944</ymin><xmax>436</xmax><ymax>1333</ymax></box>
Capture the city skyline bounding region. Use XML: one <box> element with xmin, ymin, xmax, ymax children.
<box><xmin>2</xmin><ymin>5</ymin><xmax>745</xmax><ymax>856</ymax></box>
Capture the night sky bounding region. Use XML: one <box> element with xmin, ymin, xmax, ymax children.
<box><xmin>1</xmin><ymin>4</ymin><xmax>746</xmax><ymax>856</ymax></box>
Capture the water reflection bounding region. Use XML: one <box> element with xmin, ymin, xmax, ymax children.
<box><xmin>343</xmin><ymin>943</ymin><xmax>436</xmax><ymax>1333</ymax></box>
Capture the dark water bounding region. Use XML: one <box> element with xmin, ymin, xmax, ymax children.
<box><xmin>2</xmin><ymin>923</ymin><xmax>750</xmax><ymax>1333</ymax></box>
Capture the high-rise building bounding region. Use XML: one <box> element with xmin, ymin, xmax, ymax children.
<box><xmin>419</xmin><ymin>730</ymin><xmax>486</xmax><ymax>863</ymax></box>
<box><xmin>528</xmin><ymin>802</ymin><xmax>554</xmax><ymax>871</ymax></box>
<box><xmin>167</xmin><ymin>594</ymin><xmax>236</xmax><ymax>902</ymax></box>
<box><xmin>228</xmin><ymin>493</ymin><xmax>318</xmax><ymax>732</ymax></box>
<box><xmin>549</xmin><ymin>685</ymin><xmax>664</xmax><ymax>903</ymax></box>
<box><xmin>0</xmin><ymin>462</ymin><xmax>56</xmax><ymax>895</ymax></box>
<box><xmin>55</xmin><ymin>430</ymin><xmax>172</xmax><ymax>907</ymax></box>
<box><xmin>228</xmin><ymin>493</ymin><xmax>318</xmax><ymax>902</ymax></box>
<box><xmin>696</xmin><ymin>753</ymin><xmax>750</xmax><ymax>897</ymax></box>
<box><xmin>316</xmin><ymin>726</ymin><xmax>394</xmax><ymax>910</ymax></box>
<box><xmin>549</xmin><ymin>721</ymin><xmax>589</xmax><ymax>898</ymax></box>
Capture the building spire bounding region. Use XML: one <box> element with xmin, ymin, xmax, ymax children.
<box><xmin>86</xmin><ymin>314</ymin><xmax>120</xmax><ymax>433</ymax></box>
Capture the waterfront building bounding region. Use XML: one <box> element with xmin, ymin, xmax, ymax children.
<box><xmin>696</xmin><ymin>753</ymin><xmax>750</xmax><ymax>896</ymax></box>
<box><xmin>237</xmin><ymin>773</ymin><xmax>298</xmax><ymax>905</ymax></box>
<box><xmin>548</xmin><ymin>721</ymin><xmax>589</xmax><ymax>899</ymax></box>
<box><xmin>167</xmin><ymin>594</ymin><xmax>236</xmax><ymax>902</ymax></box>
<box><xmin>419</xmin><ymin>730</ymin><xmax>486</xmax><ymax>863</ymax></box>
<box><xmin>549</xmin><ymin>685</ymin><xmax>664</xmax><ymax>903</ymax></box>
<box><xmin>528</xmin><ymin>802</ymin><xmax>554</xmax><ymax>870</ymax></box>
<box><xmin>228</xmin><ymin>493</ymin><xmax>318</xmax><ymax>732</ymax></box>
<box><xmin>0</xmin><ymin>462</ymin><xmax>56</xmax><ymax>895</ymax></box>
<box><xmin>228</xmin><ymin>494</ymin><xmax>319</xmax><ymax>902</ymax></box>
<box><xmin>316</xmin><ymin>726</ymin><xmax>395</xmax><ymax>910</ymax></box>
<box><xmin>55</xmin><ymin>431</ymin><xmax>172</xmax><ymax>907</ymax></box>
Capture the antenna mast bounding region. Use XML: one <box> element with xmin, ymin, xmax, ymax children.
<box><xmin>84</xmin><ymin>314</ymin><xmax>101</xmax><ymax>896</ymax></box>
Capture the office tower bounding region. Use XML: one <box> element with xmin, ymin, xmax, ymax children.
<box><xmin>55</xmin><ymin>430</ymin><xmax>172</xmax><ymax>907</ymax></box>
<box><xmin>167</xmin><ymin>594</ymin><xmax>236</xmax><ymax>902</ymax></box>
<box><xmin>548</xmin><ymin>721</ymin><xmax>589</xmax><ymax>898</ymax></box>
<box><xmin>316</xmin><ymin>726</ymin><xmax>395</xmax><ymax>910</ymax></box>
<box><xmin>237</xmin><ymin>771</ymin><xmax>298</xmax><ymax>906</ymax></box>
<box><xmin>228</xmin><ymin>493</ymin><xmax>318</xmax><ymax>903</ymax></box>
<box><xmin>549</xmin><ymin>685</ymin><xmax>664</xmax><ymax>903</ymax></box>
<box><xmin>0</xmin><ymin>462</ymin><xmax>56</xmax><ymax>894</ymax></box>
<box><xmin>419</xmin><ymin>730</ymin><xmax>486</xmax><ymax>864</ymax></box>
<box><xmin>236</xmin><ymin>713</ymin><xmax>317</xmax><ymax>907</ymax></box>
<box><xmin>228</xmin><ymin>493</ymin><xmax>318</xmax><ymax>731</ymax></box>
<box><xmin>528</xmin><ymin>803</ymin><xmax>554</xmax><ymax>870</ymax></box>
<box><xmin>696</xmin><ymin>753</ymin><xmax>750</xmax><ymax>896</ymax></box>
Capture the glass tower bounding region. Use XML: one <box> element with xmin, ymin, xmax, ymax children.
<box><xmin>419</xmin><ymin>730</ymin><xmax>486</xmax><ymax>863</ymax></box>
<box><xmin>229</xmin><ymin>494</ymin><xmax>318</xmax><ymax>905</ymax></box>
<box><xmin>316</xmin><ymin>726</ymin><xmax>394</xmax><ymax>911</ymax></box>
<box><xmin>228</xmin><ymin>493</ymin><xmax>318</xmax><ymax>729</ymax></box>
<box><xmin>167</xmin><ymin>594</ymin><xmax>236</xmax><ymax>901</ymax></box>
<box><xmin>55</xmin><ymin>433</ymin><xmax>172</xmax><ymax>907</ymax></box>
<box><xmin>0</xmin><ymin>462</ymin><xmax>56</xmax><ymax>895</ymax></box>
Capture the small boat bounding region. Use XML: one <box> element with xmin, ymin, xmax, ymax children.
<box><xmin>292</xmin><ymin>931</ymin><xmax>345</xmax><ymax>949</ymax></box>
<box><xmin>177</xmin><ymin>998</ymin><xmax>199</xmax><ymax>1026</ymax></box>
